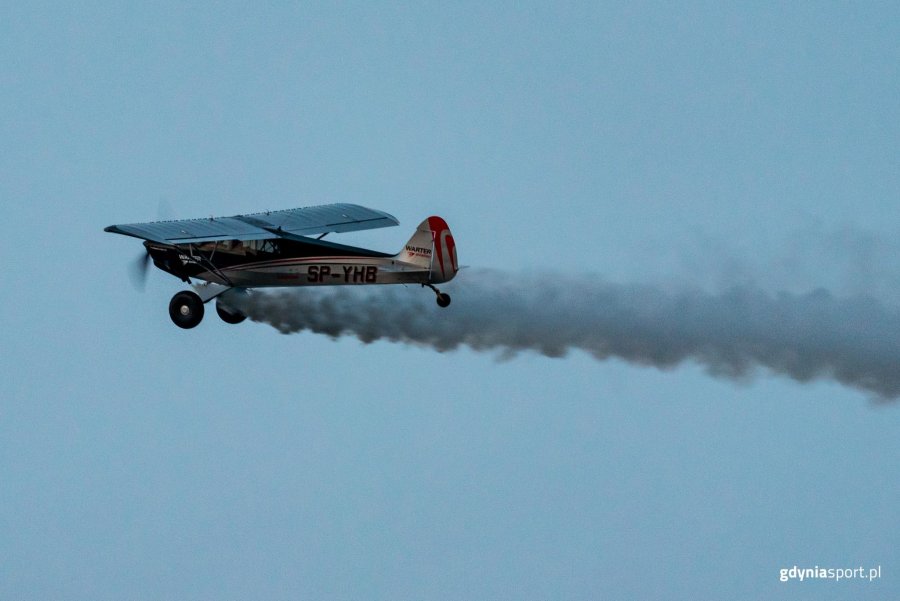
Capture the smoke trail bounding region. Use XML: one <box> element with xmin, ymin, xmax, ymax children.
<box><xmin>228</xmin><ymin>269</ymin><xmax>900</xmax><ymax>399</ymax></box>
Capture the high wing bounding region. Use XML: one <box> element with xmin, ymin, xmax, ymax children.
<box><xmin>104</xmin><ymin>203</ymin><xmax>399</xmax><ymax>244</ymax></box>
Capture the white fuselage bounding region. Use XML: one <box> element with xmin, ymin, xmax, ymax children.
<box><xmin>194</xmin><ymin>255</ymin><xmax>434</xmax><ymax>288</ymax></box>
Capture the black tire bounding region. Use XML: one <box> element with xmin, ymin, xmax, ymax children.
<box><xmin>216</xmin><ymin>299</ymin><xmax>247</xmax><ymax>324</ymax></box>
<box><xmin>436</xmin><ymin>293</ymin><xmax>451</xmax><ymax>308</ymax></box>
<box><xmin>169</xmin><ymin>291</ymin><xmax>204</xmax><ymax>329</ymax></box>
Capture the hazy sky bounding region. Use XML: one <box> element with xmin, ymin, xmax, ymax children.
<box><xmin>2</xmin><ymin>3</ymin><xmax>899</xmax><ymax>600</ymax></box>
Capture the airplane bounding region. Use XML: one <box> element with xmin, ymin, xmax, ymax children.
<box><xmin>105</xmin><ymin>203</ymin><xmax>458</xmax><ymax>329</ymax></box>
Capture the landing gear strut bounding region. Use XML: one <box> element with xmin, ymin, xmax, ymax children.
<box><xmin>424</xmin><ymin>283</ymin><xmax>451</xmax><ymax>308</ymax></box>
<box><xmin>169</xmin><ymin>290</ymin><xmax>204</xmax><ymax>329</ymax></box>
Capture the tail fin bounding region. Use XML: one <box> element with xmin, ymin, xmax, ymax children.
<box><xmin>395</xmin><ymin>216</ymin><xmax>458</xmax><ymax>283</ymax></box>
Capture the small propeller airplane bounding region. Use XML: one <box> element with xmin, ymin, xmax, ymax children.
<box><xmin>105</xmin><ymin>203</ymin><xmax>458</xmax><ymax>329</ymax></box>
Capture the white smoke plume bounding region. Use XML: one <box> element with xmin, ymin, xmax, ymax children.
<box><xmin>229</xmin><ymin>269</ymin><xmax>900</xmax><ymax>400</ymax></box>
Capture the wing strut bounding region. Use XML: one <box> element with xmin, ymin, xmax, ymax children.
<box><xmin>187</xmin><ymin>242</ymin><xmax>234</xmax><ymax>286</ymax></box>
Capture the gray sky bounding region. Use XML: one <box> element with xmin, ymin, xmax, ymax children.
<box><xmin>2</xmin><ymin>2</ymin><xmax>899</xmax><ymax>599</ymax></box>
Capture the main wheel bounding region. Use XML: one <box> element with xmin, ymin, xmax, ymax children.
<box><xmin>169</xmin><ymin>291</ymin><xmax>204</xmax><ymax>329</ymax></box>
<box><xmin>436</xmin><ymin>292</ymin><xmax>451</xmax><ymax>308</ymax></box>
<box><xmin>216</xmin><ymin>298</ymin><xmax>247</xmax><ymax>324</ymax></box>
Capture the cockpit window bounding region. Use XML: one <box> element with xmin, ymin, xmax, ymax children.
<box><xmin>194</xmin><ymin>239</ymin><xmax>281</xmax><ymax>256</ymax></box>
<box><xmin>245</xmin><ymin>239</ymin><xmax>279</xmax><ymax>254</ymax></box>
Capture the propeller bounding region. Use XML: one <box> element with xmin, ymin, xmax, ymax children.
<box><xmin>129</xmin><ymin>248</ymin><xmax>152</xmax><ymax>291</ymax></box>
<box><xmin>126</xmin><ymin>200</ymin><xmax>172</xmax><ymax>291</ymax></box>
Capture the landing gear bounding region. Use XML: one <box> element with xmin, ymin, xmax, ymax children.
<box><xmin>424</xmin><ymin>283</ymin><xmax>451</xmax><ymax>308</ymax></box>
<box><xmin>169</xmin><ymin>291</ymin><xmax>204</xmax><ymax>329</ymax></box>
<box><xmin>216</xmin><ymin>298</ymin><xmax>247</xmax><ymax>324</ymax></box>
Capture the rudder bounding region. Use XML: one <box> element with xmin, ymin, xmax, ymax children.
<box><xmin>395</xmin><ymin>216</ymin><xmax>458</xmax><ymax>283</ymax></box>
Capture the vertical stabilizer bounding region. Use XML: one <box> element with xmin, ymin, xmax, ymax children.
<box><xmin>395</xmin><ymin>216</ymin><xmax>458</xmax><ymax>283</ymax></box>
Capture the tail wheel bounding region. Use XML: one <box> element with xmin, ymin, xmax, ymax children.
<box><xmin>216</xmin><ymin>298</ymin><xmax>247</xmax><ymax>324</ymax></box>
<box><xmin>436</xmin><ymin>292</ymin><xmax>451</xmax><ymax>308</ymax></box>
<box><xmin>169</xmin><ymin>291</ymin><xmax>204</xmax><ymax>329</ymax></box>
